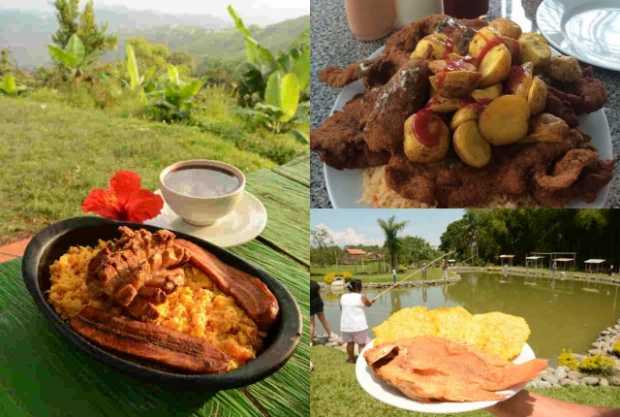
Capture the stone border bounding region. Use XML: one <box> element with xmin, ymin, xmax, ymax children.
<box><xmin>529</xmin><ymin>318</ymin><xmax>620</xmax><ymax>388</ymax></box>
<box><xmin>454</xmin><ymin>266</ymin><xmax>620</xmax><ymax>287</ymax></box>
<box><xmin>317</xmin><ymin>272</ymin><xmax>462</xmax><ymax>290</ymax></box>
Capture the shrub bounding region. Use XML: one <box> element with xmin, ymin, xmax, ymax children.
<box><xmin>323</xmin><ymin>271</ymin><xmax>353</xmax><ymax>285</ymax></box>
<box><xmin>558</xmin><ymin>349</ymin><xmax>579</xmax><ymax>370</ymax></box>
<box><xmin>578</xmin><ymin>354</ymin><xmax>616</xmax><ymax>375</ymax></box>
<box><xmin>612</xmin><ymin>341</ymin><xmax>620</xmax><ymax>357</ymax></box>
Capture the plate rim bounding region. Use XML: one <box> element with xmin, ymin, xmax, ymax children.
<box><xmin>322</xmin><ymin>45</ymin><xmax>612</xmax><ymax>208</ymax></box>
<box><xmin>355</xmin><ymin>339</ymin><xmax>536</xmax><ymax>414</ymax></box>
<box><xmin>537</xmin><ymin>0</ymin><xmax>620</xmax><ymax>72</ymax></box>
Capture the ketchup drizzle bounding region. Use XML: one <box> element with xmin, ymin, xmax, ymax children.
<box><xmin>413</xmin><ymin>108</ymin><xmax>440</xmax><ymax>148</ymax></box>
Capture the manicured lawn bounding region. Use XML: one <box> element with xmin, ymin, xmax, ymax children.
<box><xmin>311</xmin><ymin>266</ymin><xmax>448</xmax><ymax>283</ymax></box>
<box><xmin>0</xmin><ymin>95</ymin><xmax>305</xmax><ymax>244</ymax></box>
<box><xmin>311</xmin><ymin>346</ymin><xmax>620</xmax><ymax>417</ymax></box>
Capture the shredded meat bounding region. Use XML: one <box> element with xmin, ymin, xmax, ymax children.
<box><xmin>311</xmin><ymin>92</ymin><xmax>390</xmax><ymax>169</ymax></box>
<box><xmin>71</xmin><ymin>306</ymin><xmax>230</xmax><ymax>373</ymax></box>
<box><xmin>385</xmin><ymin>130</ymin><xmax>612</xmax><ymax>207</ymax></box>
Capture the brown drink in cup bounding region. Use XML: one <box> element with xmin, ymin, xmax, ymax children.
<box><xmin>443</xmin><ymin>0</ymin><xmax>489</xmax><ymax>18</ymax></box>
<box><xmin>345</xmin><ymin>0</ymin><xmax>396</xmax><ymax>41</ymax></box>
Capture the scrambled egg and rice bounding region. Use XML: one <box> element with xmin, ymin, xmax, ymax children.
<box><xmin>48</xmin><ymin>244</ymin><xmax>262</xmax><ymax>369</ymax></box>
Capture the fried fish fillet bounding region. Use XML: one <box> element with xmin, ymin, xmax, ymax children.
<box><xmin>365</xmin><ymin>336</ymin><xmax>547</xmax><ymax>402</ymax></box>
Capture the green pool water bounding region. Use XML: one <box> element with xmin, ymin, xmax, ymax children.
<box><xmin>319</xmin><ymin>272</ymin><xmax>620</xmax><ymax>362</ymax></box>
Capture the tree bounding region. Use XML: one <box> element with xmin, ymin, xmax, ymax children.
<box><xmin>378</xmin><ymin>216</ymin><xmax>408</xmax><ymax>272</ymax></box>
<box><xmin>77</xmin><ymin>0</ymin><xmax>117</xmax><ymax>56</ymax></box>
<box><xmin>52</xmin><ymin>0</ymin><xmax>80</xmax><ymax>49</ymax></box>
<box><xmin>0</xmin><ymin>49</ymin><xmax>13</xmax><ymax>76</ymax></box>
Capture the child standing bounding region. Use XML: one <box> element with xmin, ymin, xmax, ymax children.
<box><xmin>340</xmin><ymin>279</ymin><xmax>374</xmax><ymax>363</ymax></box>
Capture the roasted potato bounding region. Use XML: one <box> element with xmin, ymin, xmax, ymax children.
<box><xmin>454</xmin><ymin>121</ymin><xmax>492</xmax><ymax>168</ymax></box>
<box><xmin>426</xmin><ymin>95</ymin><xmax>462</xmax><ymax>113</ymax></box>
<box><xmin>518</xmin><ymin>32</ymin><xmax>551</xmax><ymax>70</ymax></box>
<box><xmin>403</xmin><ymin>112</ymin><xmax>450</xmax><ymax>163</ymax></box>
<box><xmin>428</xmin><ymin>59</ymin><xmax>477</xmax><ymax>74</ymax></box>
<box><xmin>528</xmin><ymin>76</ymin><xmax>548</xmax><ymax>115</ymax></box>
<box><xmin>525</xmin><ymin>113</ymin><xmax>569</xmax><ymax>143</ymax></box>
<box><xmin>468</xmin><ymin>27</ymin><xmax>502</xmax><ymax>59</ymax></box>
<box><xmin>471</xmin><ymin>83</ymin><xmax>503</xmax><ymax>102</ymax></box>
<box><xmin>489</xmin><ymin>18</ymin><xmax>522</xmax><ymax>40</ymax></box>
<box><xmin>505</xmin><ymin>62</ymin><xmax>534</xmax><ymax>97</ymax></box>
<box><xmin>479</xmin><ymin>95</ymin><xmax>530</xmax><ymax>145</ymax></box>
<box><xmin>500</xmin><ymin>35</ymin><xmax>522</xmax><ymax>64</ymax></box>
<box><xmin>411</xmin><ymin>33</ymin><xmax>451</xmax><ymax>60</ymax></box>
<box><xmin>547</xmin><ymin>55</ymin><xmax>583</xmax><ymax>83</ymax></box>
<box><xmin>451</xmin><ymin>105</ymin><xmax>479</xmax><ymax>130</ymax></box>
<box><xmin>430</xmin><ymin>70</ymin><xmax>481</xmax><ymax>98</ymax></box>
<box><xmin>478</xmin><ymin>43</ymin><xmax>512</xmax><ymax>87</ymax></box>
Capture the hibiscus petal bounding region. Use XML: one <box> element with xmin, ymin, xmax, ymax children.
<box><xmin>124</xmin><ymin>190</ymin><xmax>164</xmax><ymax>223</ymax></box>
<box><xmin>82</xmin><ymin>188</ymin><xmax>123</xmax><ymax>220</ymax></box>
<box><xmin>110</xmin><ymin>171</ymin><xmax>142</xmax><ymax>206</ymax></box>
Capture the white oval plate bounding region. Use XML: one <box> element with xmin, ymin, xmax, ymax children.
<box><xmin>146</xmin><ymin>190</ymin><xmax>267</xmax><ymax>247</ymax></box>
<box><xmin>356</xmin><ymin>339</ymin><xmax>537</xmax><ymax>414</ymax></box>
<box><xmin>322</xmin><ymin>47</ymin><xmax>612</xmax><ymax>208</ymax></box>
<box><xmin>537</xmin><ymin>0</ymin><xmax>620</xmax><ymax>72</ymax></box>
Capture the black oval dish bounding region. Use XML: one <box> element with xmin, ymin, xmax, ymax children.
<box><xmin>22</xmin><ymin>216</ymin><xmax>302</xmax><ymax>388</ymax></box>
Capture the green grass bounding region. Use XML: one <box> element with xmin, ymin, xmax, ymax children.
<box><xmin>310</xmin><ymin>266</ymin><xmax>446</xmax><ymax>283</ymax></box>
<box><xmin>0</xmin><ymin>96</ymin><xmax>278</xmax><ymax>244</ymax></box>
<box><xmin>311</xmin><ymin>346</ymin><xmax>620</xmax><ymax>417</ymax></box>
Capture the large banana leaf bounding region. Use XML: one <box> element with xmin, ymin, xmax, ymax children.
<box><xmin>279</xmin><ymin>73</ymin><xmax>300</xmax><ymax>122</ymax></box>
<box><xmin>226</xmin><ymin>5</ymin><xmax>275</xmax><ymax>70</ymax></box>
<box><xmin>178</xmin><ymin>80</ymin><xmax>203</xmax><ymax>100</ymax></box>
<box><xmin>264</xmin><ymin>71</ymin><xmax>282</xmax><ymax>108</ymax></box>
<box><xmin>126</xmin><ymin>44</ymin><xmax>142</xmax><ymax>91</ymax></box>
<box><xmin>291</xmin><ymin>47</ymin><xmax>310</xmax><ymax>93</ymax></box>
<box><xmin>0</xmin><ymin>74</ymin><xmax>17</xmax><ymax>95</ymax></box>
<box><xmin>167</xmin><ymin>65</ymin><xmax>180</xmax><ymax>85</ymax></box>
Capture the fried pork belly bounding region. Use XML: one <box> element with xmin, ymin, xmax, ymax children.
<box><xmin>175</xmin><ymin>239</ymin><xmax>279</xmax><ymax>331</ymax></box>
<box><xmin>71</xmin><ymin>306</ymin><xmax>230</xmax><ymax>373</ymax></box>
<box><xmin>365</xmin><ymin>336</ymin><xmax>547</xmax><ymax>402</ymax></box>
<box><xmin>87</xmin><ymin>227</ymin><xmax>190</xmax><ymax>321</ymax></box>
<box><xmin>385</xmin><ymin>130</ymin><xmax>612</xmax><ymax>207</ymax></box>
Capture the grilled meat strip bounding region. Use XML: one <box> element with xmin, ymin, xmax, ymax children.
<box><xmin>87</xmin><ymin>227</ymin><xmax>189</xmax><ymax>321</ymax></box>
<box><xmin>175</xmin><ymin>239</ymin><xmax>279</xmax><ymax>331</ymax></box>
<box><xmin>71</xmin><ymin>306</ymin><xmax>230</xmax><ymax>373</ymax></box>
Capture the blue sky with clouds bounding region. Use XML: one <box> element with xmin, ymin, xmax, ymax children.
<box><xmin>311</xmin><ymin>210</ymin><xmax>465</xmax><ymax>248</ymax></box>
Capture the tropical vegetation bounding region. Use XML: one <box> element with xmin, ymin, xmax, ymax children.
<box><xmin>0</xmin><ymin>1</ymin><xmax>309</xmax><ymax>243</ymax></box>
<box><xmin>440</xmin><ymin>209</ymin><xmax>620</xmax><ymax>268</ymax></box>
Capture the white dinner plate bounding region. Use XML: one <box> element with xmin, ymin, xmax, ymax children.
<box><xmin>323</xmin><ymin>47</ymin><xmax>612</xmax><ymax>208</ymax></box>
<box><xmin>356</xmin><ymin>340</ymin><xmax>537</xmax><ymax>414</ymax></box>
<box><xmin>537</xmin><ymin>0</ymin><xmax>620</xmax><ymax>71</ymax></box>
<box><xmin>145</xmin><ymin>190</ymin><xmax>267</xmax><ymax>247</ymax></box>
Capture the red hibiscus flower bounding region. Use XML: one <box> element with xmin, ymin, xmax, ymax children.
<box><xmin>82</xmin><ymin>171</ymin><xmax>163</xmax><ymax>223</ymax></box>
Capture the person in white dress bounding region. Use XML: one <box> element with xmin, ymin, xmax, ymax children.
<box><xmin>340</xmin><ymin>279</ymin><xmax>374</xmax><ymax>363</ymax></box>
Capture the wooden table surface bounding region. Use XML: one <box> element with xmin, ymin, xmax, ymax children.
<box><xmin>0</xmin><ymin>156</ymin><xmax>310</xmax><ymax>417</ymax></box>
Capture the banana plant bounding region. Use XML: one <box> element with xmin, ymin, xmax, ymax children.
<box><xmin>0</xmin><ymin>74</ymin><xmax>26</xmax><ymax>96</ymax></box>
<box><xmin>48</xmin><ymin>34</ymin><xmax>96</xmax><ymax>78</ymax></box>
<box><xmin>146</xmin><ymin>65</ymin><xmax>204</xmax><ymax>123</ymax></box>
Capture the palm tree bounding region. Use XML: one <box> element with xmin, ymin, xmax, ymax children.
<box><xmin>378</xmin><ymin>216</ymin><xmax>408</xmax><ymax>281</ymax></box>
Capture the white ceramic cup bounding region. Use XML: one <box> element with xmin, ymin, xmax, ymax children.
<box><xmin>159</xmin><ymin>160</ymin><xmax>246</xmax><ymax>226</ymax></box>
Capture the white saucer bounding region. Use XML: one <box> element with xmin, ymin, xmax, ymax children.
<box><xmin>145</xmin><ymin>190</ymin><xmax>267</xmax><ymax>247</ymax></box>
<box><xmin>537</xmin><ymin>0</ymin><xmax>620</xmax><ymax>71</ymax></box>
<box><xmin>356</xmin><ymin>340</ymin><xmax>536</xmax><ymax>414</ymax></box>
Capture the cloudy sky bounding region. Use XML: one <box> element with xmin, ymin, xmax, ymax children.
<box><xmin>1</xmin><ymin>0</ymin><xmax>308</xmax><ymax>24</ymax></box>
<box><xmin>311</xmin><ymin>210</ymin><xmax>465</xmax><ymax>248</ymax></box>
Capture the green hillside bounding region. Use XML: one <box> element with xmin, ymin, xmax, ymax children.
<box><xmin>133</xmin><ymin>16</ymin><xmax>309</xmax><ymax>65</ymax></box>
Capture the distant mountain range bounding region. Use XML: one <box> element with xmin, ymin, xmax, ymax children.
<box><xmin>0</xmin><ymin>6</ymin><xmax>308</xmax><ymax>69</ymax></box>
